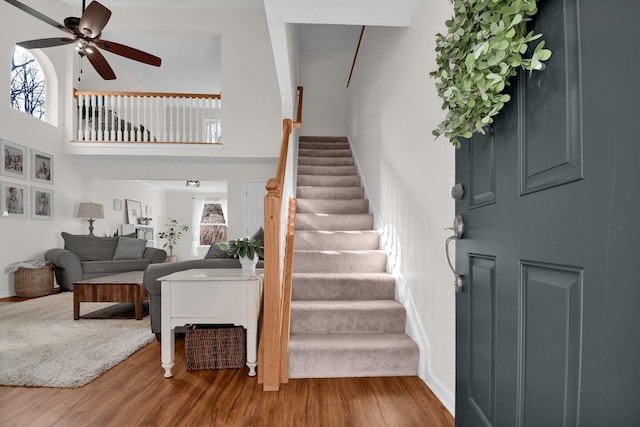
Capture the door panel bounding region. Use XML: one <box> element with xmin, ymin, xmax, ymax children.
<box><xmin>520</xmin><ymin>0</ymin><xmax>582</xmax><ymax>195</ymax></box>
<box><xmin>455</xmin><ymin>0</ymin><xmax>640</xmax><ymax>425</ymax></box>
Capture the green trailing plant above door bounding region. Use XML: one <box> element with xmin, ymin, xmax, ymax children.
<box><xmin>430</xmin><ymin>0</ymin><xmax>552</xmax><ymax>148</ymax></box>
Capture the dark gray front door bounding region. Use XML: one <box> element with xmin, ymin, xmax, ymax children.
<box><xmin>455</xmin><ymin>1</ymin><xmax>640</xmax><ymax>425</ymax></box>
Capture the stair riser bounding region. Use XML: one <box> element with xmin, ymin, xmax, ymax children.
<box><xmin>294</xmin><ymin>230</ymin><xmax>379</xmax><ymax>250</ymax></box>
<box><xmin>290</xmin><ymin>304</ymin><xmax>406</xmax><ymax>335</ymax></box>
<box><xmin>298</xmin><ymin>157</ymin><xmax>354</xmax><ymax>166</ymax></box>
<box><xmin>296</xmin><ymin>187</ymin><xmax>364</xmax><ymax>200</ymax></box>
<box><xmin>296</xmin><ymin>214</ymin><xmax>373</xmax><ymax>231</ymax></box>
<box><xmin>296</xmin><ymin>199</ymin><xmax>369</xmax><ymax>214</ymax></box>
<box><xmin>297</xmin><ymin>175</ymin><xmax>361</xmax><ymax>187</ymax></box>
<box><xmin>299</xmin><ymin>141</ymin><xmax>350</xmax><ymax>150</ymax></box>
<box><xmin>298</xmin><ymin>165</ymin><xmax>358</xmax><ymax>176</ymax></box>
<box><xmin>293</xmin><ymin>251</ymin><xmax>387</xmax><ymax>273</ymax></box>
<box><xmin>292</xmin><ymin>276</ymin><xmax>395</xmax><ymax>300</ymax></box>
<box><xmin>288</xmin><ymin>335</ymin><xmax>419</xmax><ymax>378</ymax></box>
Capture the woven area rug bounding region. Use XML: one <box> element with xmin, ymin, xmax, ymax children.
<box><xmin>0</xmin><ymin>292</ymin><xmax>155</xmax><ymax>388</ymax></box>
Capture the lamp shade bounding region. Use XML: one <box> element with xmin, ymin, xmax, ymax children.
<box><xmin>77</xmin><ymin>202</ymin><xmax>104</xmax><ymax>219</ymax></box>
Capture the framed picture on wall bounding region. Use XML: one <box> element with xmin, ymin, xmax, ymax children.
<box><xmin>31</xmin><ymin>149</ymin><xmax>53</xmax><ymax>184</ymax></box>
<box><xmin>1</xmin><ymin>140</ymin><xmax>27</xmax><ymax>180</ymax></box>
<box><xmin>126</xmin><ymin>199</ymin><xmax>142</xmax><ymax>224</ymax></box>
<box><xmin>1</xmin><ymin>181</ymin><xmax>27</xmax><ymax>218</ymax></box>
<box><xmin>31</xmin><ymin>186</ymin><xmax>53</xmax><ymax>220</ymax></box>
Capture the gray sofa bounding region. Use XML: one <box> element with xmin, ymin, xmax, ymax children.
<box><xmin>143</xmin><ymin>257</ymin><xmax>264</xmax><ymax>337</ymax></box>
<box><xmin>144</xmin><ymin>228</ymin><xmax>265</xmax><ymax>337</ymax></box>
<box><xmin>45</xmin><ymin>232</ymin><xmax>167</xmax><ymax>291</ymax></box>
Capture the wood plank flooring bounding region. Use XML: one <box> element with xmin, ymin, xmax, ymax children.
<box><xmin>0</xmin><ymin>336</ymin><xmax>453</xmax><ymax>427</ymax></box>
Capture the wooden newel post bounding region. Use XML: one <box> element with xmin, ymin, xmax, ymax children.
<box><xmin>261</xmin><ymin>178</ymin><xmax>283</xmax><ymax>391</ymax></box>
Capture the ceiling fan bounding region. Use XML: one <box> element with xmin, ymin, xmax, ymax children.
<box><xmin>5</xmin><ymin>0</ymin><xmax>162</xmax><ymax>80</ymax></box>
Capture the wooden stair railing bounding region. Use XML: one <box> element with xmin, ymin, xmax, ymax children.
<box><xmin>280</xmin><ymin>198</ymin><xmax>296</xmax><ymax>383</ymax></box>
<box><xmin>293</xmin><ymin>86</ymin><xmax>303</xmax><ymax>129</ymax></box>
<box><xmin>259</xmin><ymin>118</ymin><xmax>295</xmax><ymax>391</ymax></box>
<box><xmin>72</xmin><ymin>89</ymin><xmax>221</xmax><ymax>144</ymax></box>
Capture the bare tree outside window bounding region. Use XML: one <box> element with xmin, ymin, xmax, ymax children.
<box><xmin>10</xmin><ymin>46</ymin><xmax>45</xmax><ymax>120</ymax></box>
<box><xmin>200</xmin><ymin>202</ymin><xmax>228</xmax><ymax>245</ymax></box>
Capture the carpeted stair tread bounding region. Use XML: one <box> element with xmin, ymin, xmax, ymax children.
<box><xmin>295</xmin><ymin>213</ymin><xmax>374</xmax><ymax>231</ymax></box>
<box><xmin>296</xmin><ymin>199</ymin><xmax>369</xmax><ymax>214</ymax></box>
<box><xmin>293</xmin><ymin>250</ymin><xmax>387</xmax><ymax>273</ymax></box>
<box><xmin>296</xmin><ymin>186</ymin><xmax>364</xmax><ymax>200</ymax></box>
<box><xmin>290</xmin><ymin>300</ymin><xmax>406</xmax><ymax>335</ymax></box>
<box><xmin>298</xmin><ymin>165</ymin><xmax>358</xmax><ymax>176</ymax></box>
<box><xmin>292</xmin><ymin>273</ymin><xmax>395</xmax><ymax>300</ymax></box>
<box><xmin>297</xmin><ymin>174</ymin><xmax>361</xmax><ymax>187</ymax></box>
<box><xmin>288</xmin><ymin>333</ymin><xmax>419</xmax><ymax>378</ymax></box>
<box><xmin>299</xmin><ymin>148</ymin><xmax>352</xmax><ymax>158</ymax></box>
<box><xmin>294</xmin><ymin>230</ymin><xmax>379</xmax><ymax>250</ymax></box>
<box><xmin>299</xmin><ymin>141</ymin><xmax>350</xmax><ymax>150</ymax></box>
<box><xmin>298</xmin><ymin>156</ymin><xmax>355</xmax><ymax>166</ymax></box>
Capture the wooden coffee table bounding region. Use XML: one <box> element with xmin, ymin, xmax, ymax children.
<box><xmin>73</xmin><ymin>271</ymin><xmax>147</xmax><ymax>320</ymax></box>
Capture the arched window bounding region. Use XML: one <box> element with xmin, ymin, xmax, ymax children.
<box><xmin>10</xmin><ymin>46</ymin><xmax>46</xmax><ymax>120</ymax></box>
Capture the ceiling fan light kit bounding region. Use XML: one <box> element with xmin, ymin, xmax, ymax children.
<box><xmin>5</xmin><ymin>0</ymin><xmax>162</xmax><ymax>80</ymax></box>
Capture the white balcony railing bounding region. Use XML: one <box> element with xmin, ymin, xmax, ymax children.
<box><xmin>73</xmin><ymin>90</ymin><xmax>222</xmax><ymax>144</ymax></box>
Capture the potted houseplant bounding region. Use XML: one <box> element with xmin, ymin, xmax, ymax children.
<box><xmin>157</xmin><ymin>218</ymin><xmax>189</xmax><ymax>262</ymax></box>
<box><xmin>218</xmin><ymin>237</ymin><xmax>263</xmax><ymax>271</ymax></box>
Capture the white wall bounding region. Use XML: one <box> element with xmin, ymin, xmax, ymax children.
<box><xmin>0</xmin><ymin>1</ymin><xmax>283</xmax><ymax>296</ymax></box>
<box><xmin>299</xmin><ymin>50</ymin><xmax>351</xmax><ymax>136</ymax></box>
<box><xmin>347</xmin><ymin>1</ymin><xmax>456</xmax><ymax>413</ymax></box>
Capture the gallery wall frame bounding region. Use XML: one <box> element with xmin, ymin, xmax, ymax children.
<box><xmin>31</xmin><ymin>149</ymin><xmax>53</xmax><ymax>185</ymax></box>
<box><xmin>31</xmin><ymin>186</ymin><xmax>53</xmax><ymax>220</ymax></box>
<box><xmin>1</xmin><ymin>181</ymin><xmax>27</xmax><ymax>218</ymax></box>
<box><xmin>126</xmin><ymin>199</ymin><xmax>142</xmax><ymax>224</ymax></box>
<box><xmin>1</xmin><ymin>140</ymin><xmax>27</xmax><ymax>180</ymax></box>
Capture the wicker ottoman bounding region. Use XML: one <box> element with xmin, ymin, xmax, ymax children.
<box><xmin>14</xmin><ymin>265</ymin><xmax>54</xmax><ymax>297</ymax></box>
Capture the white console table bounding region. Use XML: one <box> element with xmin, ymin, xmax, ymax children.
<box><xmin>159</xmin><ymin>268</ymin><xmax>263</xmax><ymax>378</ymax></box>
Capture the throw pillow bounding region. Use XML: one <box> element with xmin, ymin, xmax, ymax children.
<box><xmin>112</xmin><ymin>237</ymin><xmax>147</xmax><ymax>260</ymax></box>
<box><xmin>204</xmin><ymin>243</ymin><xmax>231</xmax><ymax>259</ymax></box>
<box><xmin>62</xmin><ymin>232</ymin><xmax>118</xmax><ymax>261</ymax></box>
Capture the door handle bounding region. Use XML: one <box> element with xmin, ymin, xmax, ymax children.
<box><xmin>445</xmin><ymin>215</ymin><xmax>464</xmax><ymax>293</ymax></box>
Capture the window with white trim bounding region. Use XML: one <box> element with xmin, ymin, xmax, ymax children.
<box><xmin>10</xmin><ymin>46</ymin><xmax>46</xmax><ymax>120</ymax></box>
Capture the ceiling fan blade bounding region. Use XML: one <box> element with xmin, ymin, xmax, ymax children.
<box><xmin>4</xmin><ymin>0</ymin><xmax>74</xmax><ymax>35</ymax></box>
<box><xmin>85</xmin><ymin>48</ymin><xmax>115</xmax><ymax>80</ymax></box>
<box><xmin>78</xmin><ymin>1</ymin><xmax>111</xmax><ymax>37</ymax></box>
<box><xmin>17</xmin><ymin>37</ymin><xmax>75</xmax><ymax>49</ymax></box>
<box><xmin>94</xmin><ymin>39</ymin><xmax>161</xmax><ymax>67</ymax></box>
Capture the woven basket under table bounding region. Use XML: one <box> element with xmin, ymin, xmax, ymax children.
<box><xmin>185</xmin><ymin>325</ymin><xmax>247</xmax><ymax>371</ymax></box>
<box><xmin>14</xmin><ymin>266</ymin><xmax>54</xmax><ymax>297</ymax></box>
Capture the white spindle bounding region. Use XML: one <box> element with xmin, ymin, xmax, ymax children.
<box><xmin>96</xmin><ymin>96</ymin><xmax>103</xmax><ymax>140</ymax></box>
<box><xmin>162</xmin><ymin>97</ymin><xmax>168</xmax><ymax>142</ymax></box>
<box><xmin>181</xmin><ymin>97</ymin><xmax>186</xmax><ymax>142</ymax></box>
<box><xmin>117</xmin><ymin>96</ymin><xmax>123</xmax><ymax>141</ymax></box>
<box><xmin>89</xmin><ymin>96</ymin><xmax>97</xmax><ymax>140</ymax></box>
<box><xmin>77</xmin><ymin>96</ymin><xmax>83</xmax><ymax>141</ymax></box>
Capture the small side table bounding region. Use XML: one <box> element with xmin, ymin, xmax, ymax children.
<box><xmin>159</xmin><ymin>268</ymin><xmax>263</xmax><ymax>378</ymax></box>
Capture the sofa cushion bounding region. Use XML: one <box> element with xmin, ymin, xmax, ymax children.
<box><xmin>82</xmin><ymin>259</ymin><xmax>151</xmax><ymax>275</ymax></box>
<box><xmin>113</xmin><ymin>237</ymin><xmax>147</xmax><ymax>260</ymax></box>
<box><xmin>204</xmin><ymin>243</ymin><xmax>231</xmax><ymax>259</ymax></box>
<box><xmin>62</xmin><ymin>232</ymin><xmax>118</xmax><ymax>261</ymax></box>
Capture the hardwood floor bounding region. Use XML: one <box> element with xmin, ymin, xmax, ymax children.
<box><xmin>0</xmin><ymin>336</ymin><xmax>453</xmax><ymax>427</ymax></box>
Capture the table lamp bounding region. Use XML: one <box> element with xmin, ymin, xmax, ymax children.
<box><xmin>77</xmin><ymin>202</ymin><xmax>104</xmax><ymax>236</ymax></box>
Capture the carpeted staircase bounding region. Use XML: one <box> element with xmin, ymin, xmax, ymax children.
<box><xmin>288</xmin><ymin>136</ymin><xmax>419</xmax><ymax>378</ymax></box>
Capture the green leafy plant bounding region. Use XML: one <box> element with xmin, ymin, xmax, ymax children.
<box><xmin>218</xmin><ymin>237</ymin><xmax>263</xmax><ymax>261</ymax></box>
<box><xmin>157</xmin><ymin>218</ymin><xmax>189</xmax><ymax>256</ymax></box>
<box><xmin>430</xmin><ymin>0</ymin><xmax>552</xmax><ymax>147</ymax></box>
